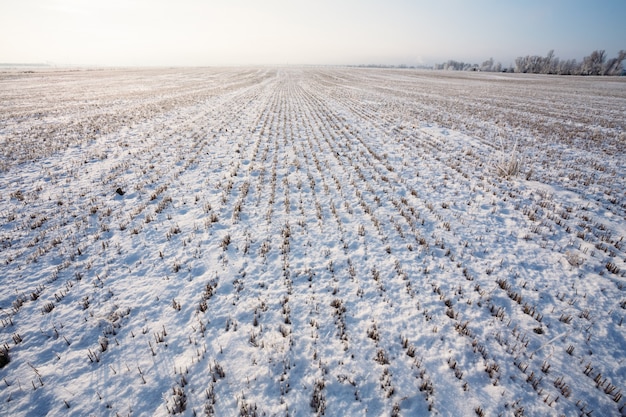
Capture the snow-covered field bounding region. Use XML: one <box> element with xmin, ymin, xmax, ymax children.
<box><xmin>0</xmin><ymin>67</ymin><xmax>625</xmax><ymax>416</ymax></box>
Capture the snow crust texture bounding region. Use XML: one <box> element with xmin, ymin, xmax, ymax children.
<box><xmin>0</xmin><ymin>67</ymin><xmax>625</xmax><ymax>416</ymax></box>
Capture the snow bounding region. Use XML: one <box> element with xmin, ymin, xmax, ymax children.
<box><xmin>0</xmin><ymin>67</ymin><xmax>625</xmax><ymax>416</ymax></box>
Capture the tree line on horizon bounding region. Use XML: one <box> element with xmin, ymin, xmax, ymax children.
<box><xmin>435</xmin><ymin>49</ymin><xmax>626</xmax><ymax>75</ymax></box>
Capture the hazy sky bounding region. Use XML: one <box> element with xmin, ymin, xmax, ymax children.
<box><xmin>1</xmin><ymin>0</ymin><xmax>624</xmax><ymax>66</ymax></box>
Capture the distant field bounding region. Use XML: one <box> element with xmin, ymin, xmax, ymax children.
<box><xmin>0</xmin><ymin>68</ymin><xmax>625</xmax><ymax>416</ymax></box>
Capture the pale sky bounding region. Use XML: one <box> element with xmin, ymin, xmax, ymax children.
<box><xmin>0</xmin><ymin>0</ymin><xmax>624</xmax><ymax>67</ymax></box>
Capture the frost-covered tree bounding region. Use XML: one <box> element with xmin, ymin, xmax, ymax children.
<box><xmin>602</xmin><ymin>50</ymin><xmax>626</xmax><ymax>75</ymax></box>
<box><xmin>556</xmin><ymin>59</ymin><xmax>579</xmax><ymax>75</ymax></box>
<box><xmin>440</xmin><ymin>49</ymin><xmax>624</xmax><ymax>76</ymax></box>
<box><xmin>515</xmin><ymin>51</ymin><xmax>556</xmax><ymax>74</ymax></box>
<box><xmin>435</xmin><ymin>60</ymin><xmax>479</xmax><ymax>71</ymax></box>
<box><xmin>542</xmin><ymin>50</ymin><xmax>557</xmax><ymax>74</ymax></box>
<box><xmin>480</xmin><ymin>58</ymin><xmax>494</xmax><ymax>72</ymax></box>
<box><xmin>581</xmin><ymin>50</ymin><xmax>606</xmax><ymax>75</ymax></box>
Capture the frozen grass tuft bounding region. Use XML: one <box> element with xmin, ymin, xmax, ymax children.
<box><xmin>494</xmin><ymin>134</ymin><xmax>525</xmax><ymax>179</ymax></box>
